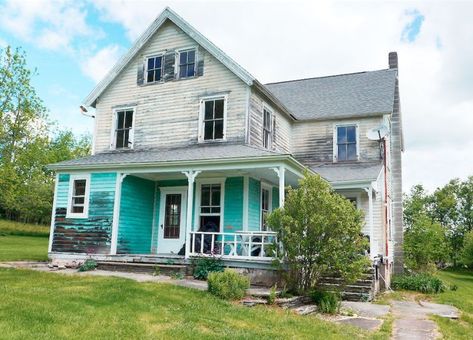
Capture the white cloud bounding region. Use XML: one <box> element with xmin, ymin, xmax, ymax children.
<box><xmin>80</xmin><ymin>44</ymin><xmax>123</xmax><ymax>83</ymax></box>
<box><xmin>0</xmin><ymin>37</ymin><xmax>7</xmax><ymax>48</ymax></box>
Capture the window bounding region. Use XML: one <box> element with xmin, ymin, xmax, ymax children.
<box><xmin>263</xmin><ymin>106</ymin><xmax>273</xmax><ymax>149</ymax></box>
<box><xmin>146</xmin><ymin>55</ymin><xmax>163</xmax><ymax>83</ymax></box>
<box><xmin>164</xmin><ymin>194</ymin><xmax>181</xmax><ymax>239</ymax></box>
<box><xmin>179</xmin><ymin>49</ymin><xmax>196</xmax><ymax>78</ymax></box>
<box><xmin>114</xmin><ymin>109</ymin><xmax>134</xmax><ymax>149</ymax></box>
<box><xmin>201</xmin><ymin>98</ymin><xmax>225</xmax><ymax>141</ymax></box>
<box><xmin>260</xmin><ymin>187</ymin><xmax>272</xmax><ymax>231</ymax></box>
<box><xmin>336</xmin><ymin>125</ymin><xmax>357</xmax><ymax>161</ymax></box>
<box><xmin>199</xmin><ymin>184</ymin><xmax>222</xmax><ymax>231</ymax></box>
<box><xmin>67</xmin><ymin>175</ymin><xmax>90</xmax><ymax>218</ymax></box>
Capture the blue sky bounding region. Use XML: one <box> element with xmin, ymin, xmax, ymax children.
<box><xmin>0</xmin><ymin>1</ymin><xmax>472</xmax><ymax>192</ymax></box>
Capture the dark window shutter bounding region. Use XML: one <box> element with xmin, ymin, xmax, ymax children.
<box><xmin>137</xmin><ymin>61</ymin><xmax>144</xmax><ymax>86</ymax></box>
<box><xmin>196</xmin><ymin>49</ymin><xmax>205</xmax><ymax>77</ymax></box>
<box><xmin>163</xmin><ymin>51</ymin><xmax>176</xmax><ymax>81</ymax></box>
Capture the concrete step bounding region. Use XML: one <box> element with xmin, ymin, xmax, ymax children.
<box><xmin>96</xmin><ymin>261</ymin><xmax>188</xmax><ymax>275</ymax></box>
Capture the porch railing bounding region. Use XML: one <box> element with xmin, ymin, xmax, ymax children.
<box><xmin>189</xmin><ymin>231</ymin><xmax>278</xmax><ymax>261</ymax></box>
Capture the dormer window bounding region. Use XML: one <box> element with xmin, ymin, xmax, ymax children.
<box><xmin>146</xmin><ymin>55</ymin><xmax>163</xmax><ymax>83</ymax></box>
<box><xmin>113</xmin><ymin>108</ymin><xmax>134</xmax><ymax>149</ymax></box>
<box><xmin>200</xmin><ymin>96</ymin><xmax>226</xmax><ymax>142</ymax></box>
<box><xmin>335</xmin><ymin>125</ymin><xmax>358</xmax><ymax>161</ymax></box>
<box><xmin>178</xmin><ymin>49</ymin><xmax>196</xmax><ymax>78</ymax></box>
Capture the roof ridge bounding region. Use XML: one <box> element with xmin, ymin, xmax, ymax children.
<box><xmin>265</xmin><ymin>68</ymin><xmax>394</xmax><ymax>86</ymax></box>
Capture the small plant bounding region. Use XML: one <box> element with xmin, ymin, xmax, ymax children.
<box><xmin>153</xmin><ymin>266</ymin><xmax>161</xmax><ymax>276</ymax></box>
<box><xmin>208</xmin><ymin>269</ymin><xmax>250</xmax><ymax>300</ymax></box>
<box><xmin>391</xmin><ymin>273</ymin><xmax>446</xmax><ymax>294</ymax></box>
<box><xmin>267</xmin><ymin>285</ymin><xmax>277</xmax><ymax>305</ymax></box>
<box><xmin>78</xmin><ymin>259</ymin><xmax>97</xmax><ymax>272</ymax></box>
<box><xmin>192</xmin><ymin>256</ymin><xmax>224</xmax><ymax>280</ymax></box>
<box><xmin>450</xmin><ymin>284</ymin><xmax>458</xmax><ymax>291</ymax></box>
<box><xmin>166</xmin><ymin>259</ymin><xmax>175</xmax><ymax>265</ymax></box>
<box><xmin>309</xmin><ymin>290</ymin><xmax>340</xmax><ymax>314</ymax></box>
<box><xmin>171</xmin><ymin>272</ymin><xmax>184</xmax><ymax>280</ymax></box>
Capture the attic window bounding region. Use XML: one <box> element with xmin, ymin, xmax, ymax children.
<box><xmin>146</xmin><ymin>56</ymin><xmax>163</xmax><ymax>83</ymax></box>
<box><xmin>178</xmin><ymin>49</ymin><xmax>196</xmax><ymax>78</ymax></box>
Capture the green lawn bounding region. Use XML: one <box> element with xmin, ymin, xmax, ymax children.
<box><xmin>0</xmin><ymin>219</ymin><xmax>50</xmax><ymax>237</ymax></box>
<box><xmin>0</xmin><ymin>235</ymin><xmax>48</xmax><ymax>261</ymax></box>
<box><xmin>0</xmin><ymin>268</ymin><xmax>384</xmax><ymax>340</ymax></box>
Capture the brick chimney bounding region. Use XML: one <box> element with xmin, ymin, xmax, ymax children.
<box><xmin>388</xmin><ymin>51</ymin><xmax>398</xmax><ymax>69</ymax></box>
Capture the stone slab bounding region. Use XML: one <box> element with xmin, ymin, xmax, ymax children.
<box><xmin>341</xmin><ymin>301</ymin><xmax>390</xmax><ymax>318</ymax></box>
<box><xmin>336</xmin><ymin>317</ymin><xmax>383</xmax><ymax>331</ymax></box>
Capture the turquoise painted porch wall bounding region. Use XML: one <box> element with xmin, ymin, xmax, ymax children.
<box><xmin>272</xmin><ymin>187</ymin><xmax>279</xmax><ymax>210</ymax></box>
<box><xmin>51</xmin><ymin>172</ymin><xmax>116</xmax><ymax>254</ymax></box>
<box><xmin>248</xmin><ymin>177</ymin><xmax>261</xmax><ymax>231</ymax></box>
<box><xmin>223</xmin><ymin>177</ymin><xmax>243</xmax><ymax>232</ymax></box>
<box><xmin>117</xmin><ymin>176</ymin><xmax>155</xmax><ymax>254</ymax></box>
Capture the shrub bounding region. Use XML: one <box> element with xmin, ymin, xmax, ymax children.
<box><xmin>461</xmin><ymin>230</ymin><xmax>473</xmax><ymax>268</ymax></box>
<box><xmin>267</xmin><ymin>285</ymin><xmax>277</xmax><ymax>305</ymax></box>
<box><xmin>309</xmin><ymin>290</ymin><xmax>340</xmax><ymax>314</ymax></box>
<box><xmin>192</xmin><ymin>256</ymin><xmax>224</xmax><ymax>280</ymax></box>
<box><xmin>391</xmin><ymin>273</ymin><xmax>446</xmax><ymax>294</ymax></box>
<box><xmin>207</xmin><ymin>269</ymin><xmax>250</xmax><ymax>300</ymax></box>
<box><xmin>78</xmin><ymin>259</ymin><xmax>97</xmax><ymax>272</ymax></box>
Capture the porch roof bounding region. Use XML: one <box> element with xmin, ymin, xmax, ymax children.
<box><xmin>311</xmin><ymin>162</ymin><xmax>383</xmax><ymax>187</ymax></box>
<box><xmin>49</xmin><ymin>144</ymin><xmax>304</xmax><ymax>172</ymax></box>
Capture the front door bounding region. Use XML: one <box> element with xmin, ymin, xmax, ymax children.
<box><xmin>157</xmin><ymin>188</ymin><xmax>187</xmax><ymax>254</ymax></box>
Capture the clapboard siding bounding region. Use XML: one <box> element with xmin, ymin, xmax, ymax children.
<box><xmin>223</xmin><ymin>177</ymin><xmax>243</xmax><ymax>232</ymax></box>
<box><xmin>292</xmin><ymin>117</ymin><xmax>383</xmax><ymax>165</ymax></box>
<box><xmin>51</xmin><ymin>173</ymin><xmax>117</xmax><ymax>254</ymax></box>
<box><xmin>248</xmin><ymin>177</ymin><xmax>261</xmax><ymax>231</ymax></box>
<box><xmin>94</xmin><ymin>20</ymin><xmax>248</xmax><ymax>153</ymax></box>
<box><xmin>117</xmin><ymin>176</ymin><xmax>155</xmax><ymax>254</ymax></box>
<box><xmin>248</xmin><ymin>89</ymin><xmax>292</xmax><ymax>153</ymax></box>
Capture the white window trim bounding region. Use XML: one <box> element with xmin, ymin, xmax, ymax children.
<box><xmin>198</xmin><ymin>95</ymin><xmax>228</xmax><ymax>143</ymax></box>
<box><xmin>262</xmin><ymin>102</ymin><xmax>274</xmax><ymax>150</ymax></box>
<box><xmin>260</xmin><ymin>182</ymin><xmax>273</xmax><ymax>231</ymax></box>
<box><xmin>66</xmin><ymin>174</ymin><xmax>91</xmax><ymax>219</ymax></box>
<box><xmin>176</xmin><ymin>46</ymin><xmax>198</xmax><ymax>79</ymax></box>
<box><xmin>194</xmin><ymin>178</ymin><xmax>226</xmax><ymax>232</ymax></box>
<box><xmin>144</xmin><ymin>53</ymin><xmax>165</xmax><ymax>84</ymax></box>
<box><xmin>333</xmin><ymin>123</ymin><xmax>360</xmax><ymax>162</ymax></box>
<box><xmin>110</xmin><ymin>106</ymin><xmax>136</xmax><ymax>150</ymax></box>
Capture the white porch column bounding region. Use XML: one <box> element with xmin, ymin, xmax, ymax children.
<box><xmin>110</xmin><ymin>173</ymin><xmax>127</xmax><ymax>255</ymax></box>
<box><xmin>364</xmin><ymin>185</ymin><xmax>376</xmax><ymax>259</ymax></box>
<box><xmin>182</xmin><ymin>170</ymin><xmax>201</xmax><ymax>259</ymax></box>
<box><xmin>273</xmin><ymin>166</ymin><xmax>286</xmax><ymax>208</ymax></box>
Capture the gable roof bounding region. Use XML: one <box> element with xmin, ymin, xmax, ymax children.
<box><xmin>83</xmin><ymin>7</ymin><xmax>256</xmax><ymax>107</ymax></box>
<box><xmin>265</xmin><ymin>69</ymin><xmax>397</xmax><ymax>121</ymax></box>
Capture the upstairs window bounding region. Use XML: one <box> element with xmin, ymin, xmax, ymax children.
<box><xmin>179</xmin><ymin>49</ymin><xmax>196</xmax><ymax>78</ymax></box>
<box><xmin>67</xmin><ymin>175</ymin><xmax>90</xmax><ymax>218</ymax></box>
<box><xmin>263</xmin><ymin>105</ymin><xmax>274</xmax><ymax>149</ymax></box>
<box><xmin>114</xmin><ymin>108</ymin><xmax>134</xmax><ymax>149</ymax></box>
<box><xmin>201</xmin><ymin>97</ymin><xmax>226</xmax><ymax>141</ymax></box>
<box><xmin>336</xmin><ymin>125</ymin><xmax>357</xmax><ymax>161</ymax></box>
<box><xmin>146</xmin><ymin>55</ymin><xmax>163</xmax><ymax>83</ymax></box>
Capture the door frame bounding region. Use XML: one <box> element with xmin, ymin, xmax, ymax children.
<box><xmin>157</xmin><ymin>186</ymin><xmax>188</xmax><ymax>254</ymax></box>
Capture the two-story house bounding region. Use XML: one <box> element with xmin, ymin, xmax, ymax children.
<box><xmin>48</xmin><ymin>7</ymin><xmax>403</xmax><ymax>291</ymax></box>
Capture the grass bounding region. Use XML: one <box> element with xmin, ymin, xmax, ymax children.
<box><xmin>0</xmin><ymin>235</ymin><xmax>48</xmax><ymax>261</ymax></box>
<box><xmin>0</xmin><ymin>268</ymin><xmax>387</xmax><ymax>340</ymax></box>
<box><xmin>0</xmin><ymin>219</ymin><xmax>49</xmax><ymax>237</ymax></box>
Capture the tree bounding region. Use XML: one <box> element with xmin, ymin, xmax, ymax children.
<box><xmin>461</xmin><ymin>230</ymin><xmax>473</xmax><ymax>268</ymax></box>
<box><xmin>267</xmin><ymin>173</ymin><xmax>369</xmax><ymax>294</ymax></box>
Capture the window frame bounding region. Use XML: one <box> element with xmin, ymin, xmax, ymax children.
<box><xmin>66</xmin><ymin>174</ymin><xmax>91</xmax><ymax>219</ymax></box>
<box><xmin>144</xmin><ymin>54</ymin><xmax>164</xmax><ymax>84</ymax></box>
<box><xmin>177</xmin><ymin>47</ymin><xmax>197</xmax><ymax>79</ymax></box>
<box><xmin>194</xmin><ymin>178</ymin><xmax>226</xmax><ymax>232</ymax></box>
<box><xmin>262</xmin><ymin>103</ymin><xmax>274</xmax><ymax>149</ymax></box>
<box><xmin>260</xmin><ymin>182</ymin><xmax>273</xmax><ymax>231</ymax></box>
<box><xmin>333</xmin><ymin>123</ymin><xmax>359</xmax><ymax>162</ymax></box>
<box><xmin>198</xmin><ymin>95</ymin><xmax>228</xmax><ymax>143</ymax></box>
<box><xmin>110</xmin><ymin>106</ymin><xmax>136</xmax><ymax>150</ymax></box>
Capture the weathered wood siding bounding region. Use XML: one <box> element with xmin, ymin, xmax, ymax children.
<box><xmin>94</xmin><ymin>20</ymin><xmax>248</xmax><ymax>153</ymax></box>
<box><xmin>117</xmin><ymin>176</ymin><xmax>155</xmax><ymax>254</ymax></box>
<box><xmin>292</xmin><ymin>117</ymin><xmax>383</xmax><ymax>165</ymax></box>
<box><xmin>51</xmin><ymin>173</ymin><xmax>116</xmax><ymax>254</ymax></box>
<box><xmin>248</xmin><ymin>89</ymin><xmax>292</xmax><ymax>153</ymax></box>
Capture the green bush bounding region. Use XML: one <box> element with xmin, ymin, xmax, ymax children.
<box><xmin>207</xmin><ymin>269</ymin><xmax>250</xmax><ymax>300</ymax></box>
<box><xmin>461</xmin><ymin>230</ymin><xmax>473</xmax><ymax>268</ymax></box>
<box><xmin>192</xmin><ymin>256</ymin><xmax>224</xmax><ymax>280</ymax></box>
<box><xmin>78</xmin><ymin>259</ymin><xmax>97</xmax><ymax>272</ymax></box>
<box><xmin>391</xmin><ymin>273</ymin><xmax>446</xmax><ymax>294</ymax></box>
<box><xmin>309</xmin><ymin>290</ymin><xmax>340</xmax><ymax>314</ymax></box>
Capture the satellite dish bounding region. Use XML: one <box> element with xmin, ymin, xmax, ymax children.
<box><xmin>366</xmin><ymin>125</ymin><xmax>389</xmax><ymax>141</ymax></box>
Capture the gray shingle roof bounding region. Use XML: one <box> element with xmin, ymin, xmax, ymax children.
<box><xmin>311</xmin><ymin>162</ymin><xmax>382</xmax><ymax>183</ymax></box>
<box><xmin>49</xmin><ymin>144</ymin><xmax>287</xmax><ymax>169</ymax></box>
<box><xmin>265</xmin><ymin>69</ymin><xmax>397</xmax><ymax>120</ymax></box>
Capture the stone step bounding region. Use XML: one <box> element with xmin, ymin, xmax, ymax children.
<box><xmin>96</xmin><ymin>261</ymin><xmax>188</xmax><ymax>275</ymax></box>
<box><xmin>319</xmin><ymin>277</ymin><xmax>373</xmax><ymax>286</ymax></box>
<box><xmin>318</xmin><ymin>283</ymin><xmax>373</xmax><ymax>295</ymax></box>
